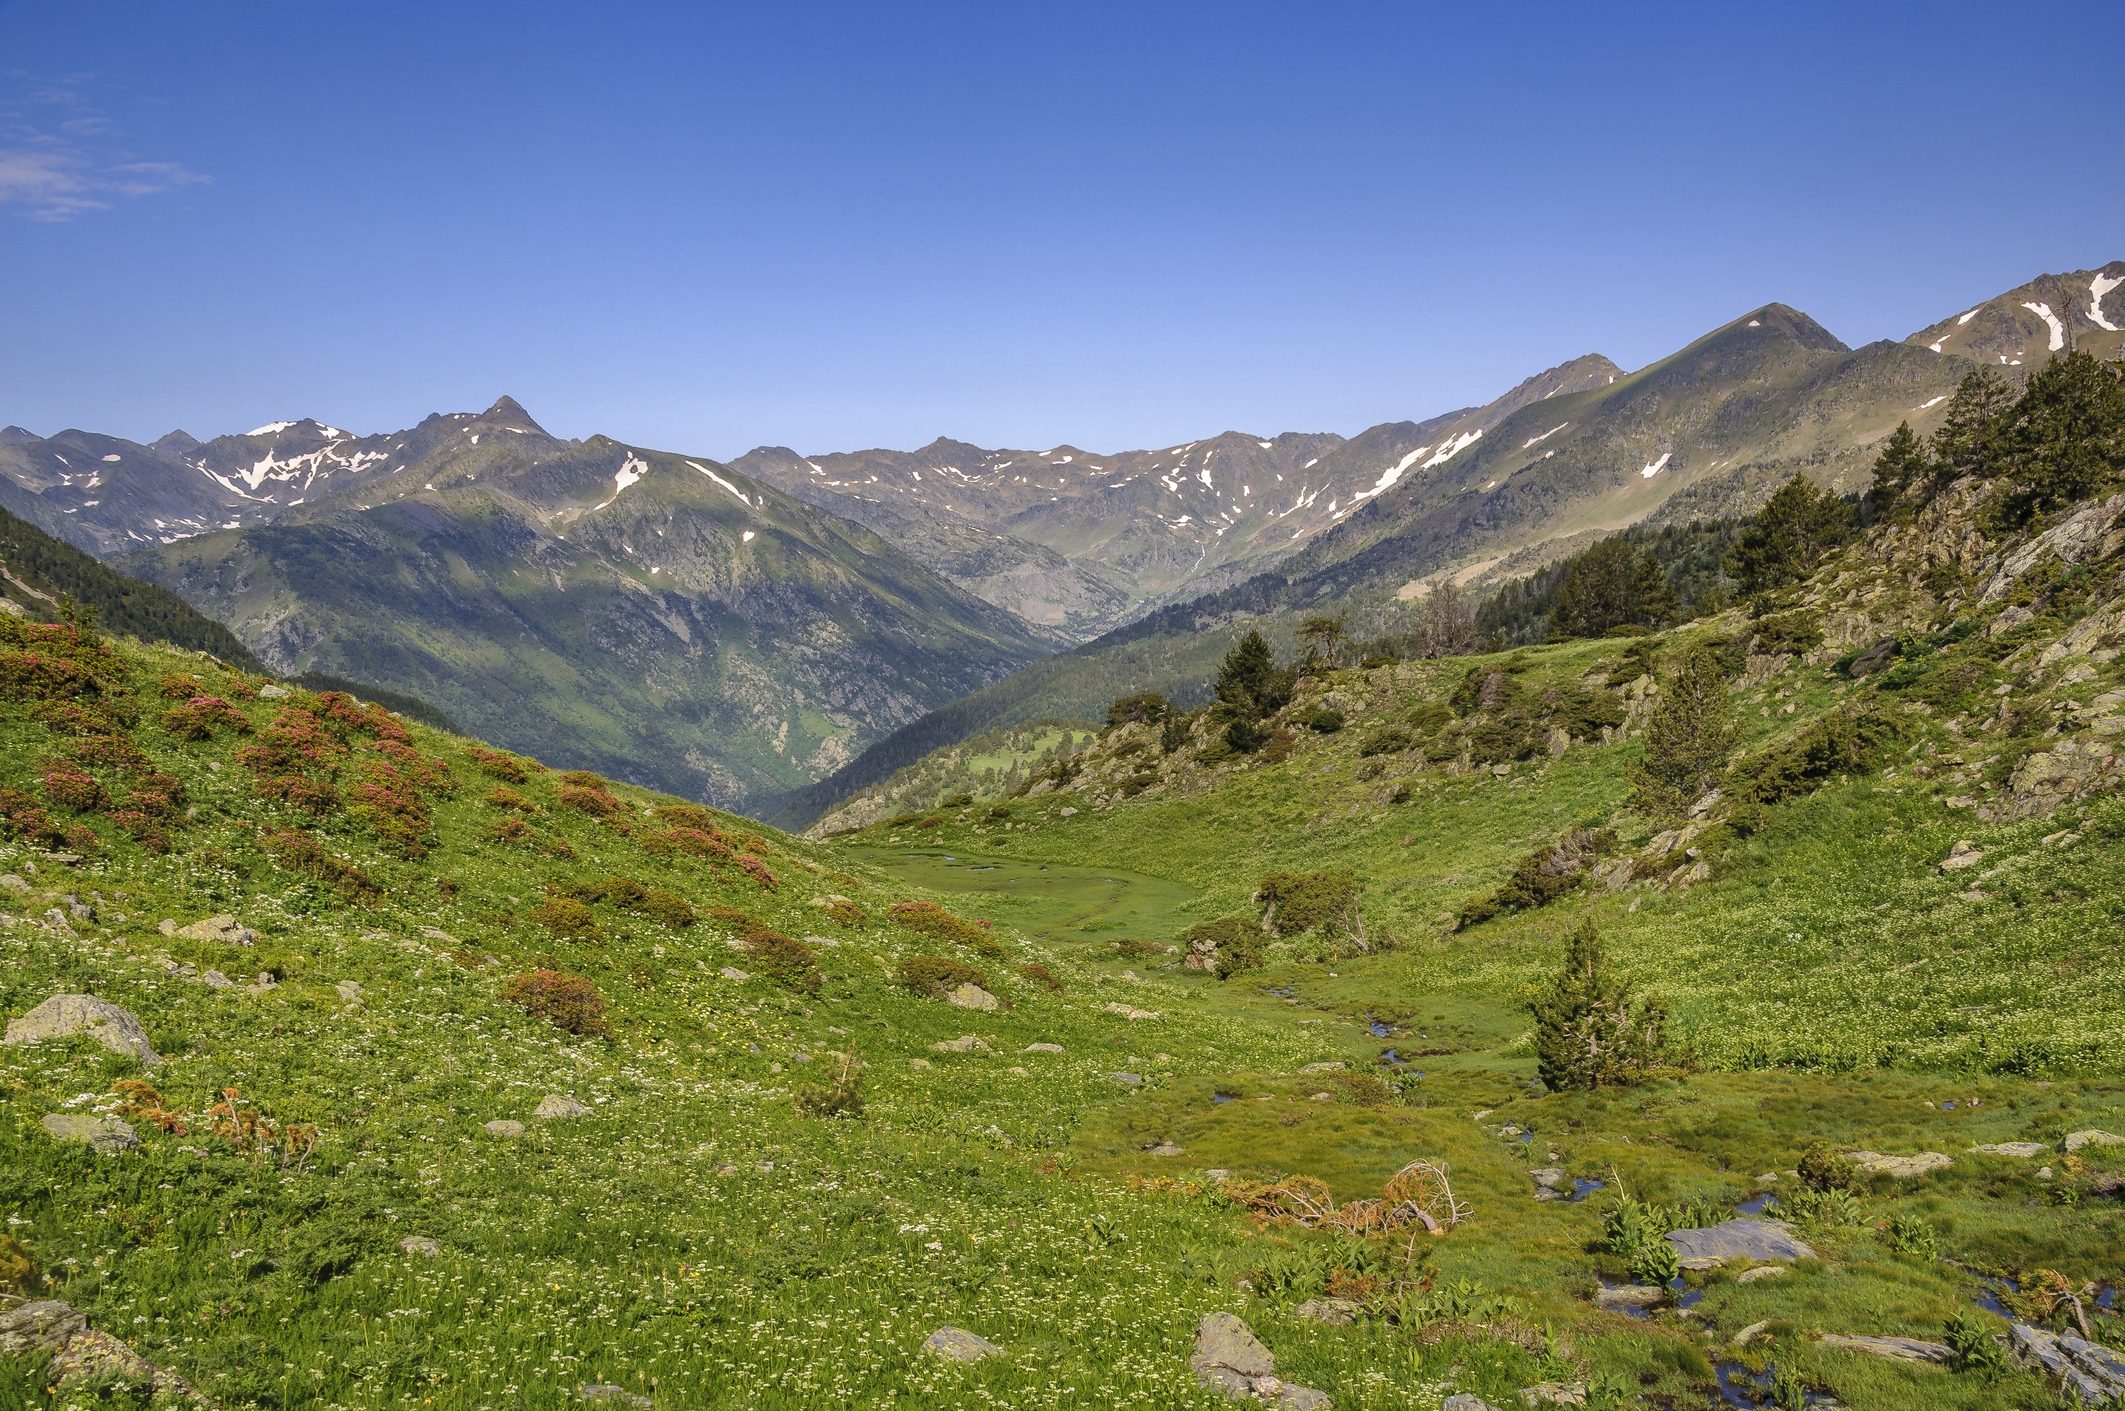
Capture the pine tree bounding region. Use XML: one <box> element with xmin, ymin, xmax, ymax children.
<box><xmin>1630</xmin><ymin>644</ymin><xmax>1739</xmax><ymax>819</ymax></box>
<box><xmin>1214</xmin><ymin>629</ymin><xmax>1292</xmax><ymax>754</ymax></box>
<box><xmin>1868</xmin><ymin>421</ymin><xmax>1930</xmax><ymax>519</ymax></box>
<box><xmin>1552</xmin><ymin>536</ymin><xmax>1676</xmax><ymax>638</ymax></box>
<box><xmin>1530</xmin><ymin>918</ymin><xmax>1670</xmax><ymax>1091</ymax></box>
<box><xmin>1994</xmin><ymin>350</ymin><xmax>2125</xmax><ymax>525</ymax></box>
<box><xmin>1930</xmin><ymin>364</ymin><xmax>2016</xmax><ymax>486</ymax></box>
<box><xmin>1723</xmin><ymin>474</ymin><xmax>1856</xmax><ymax>593</ymax></box>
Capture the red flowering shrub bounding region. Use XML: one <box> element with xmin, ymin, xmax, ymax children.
<box><xmin>665</xmin><ymin>827</ymin><xmax>733</xmax><ymax>860</ymax></box>
<box><xmin>748</xmin><ymin>932</ymin><xmax>820</xmax><ymax>992</ymax></box>
<box><xmin>559</xmin><ymin>782</ymin><xmax>624</xmax><ymax>818</ymax></box>
<box><xmin>534</xmin><ymin>896</ymin><xmax>599</xmax><ymax>939</ymax></box>
<box><xmin>157</xmin><ymin>673</ymin><xmax>206</xmax><ymax>699</ymax></box>
<box><xmin>491</xmin><ymin>817</ymin><xmax>536</xmax><ymax>843</ymax></box>
<box><xmin>467</xmin><ymin>745</ymin><xmax>530</xmax><ymax>783</ymax></box>
<box><xmin>889</xmin><ymin>900</ymin><xmax>1003</xmax><ymax>957</ymax></box>
<box><xmin>161</xmin><ymin>695</ymin><xmax>253</xmax><ymax>740</ymax></box>
<box><xmin>370</xmin><ymin>738</ymin><xmax>456</xmax><ymax>792</ymax></box>
<box><xmin>39</xmin><ymin>759</ymin><xmax>107</xmax><ymax>812</ymax></box>
<box><xmin>255</xmin><ymin>775</ymin><xmax>340</xmax><ymax>815</ymax></box>
<box><xmin>32</xmin><ymin>699</ymin><xmax>135</xmax><ymax>735</ymax></box>
<box><xmin>738</xmin><ymin>854</ymin><xmax>778</xmax><ymax>890</ymax></box>
<box><xmin>67</xmin><ymin>734</ymin><xmax>150</xmax><ymax>773</ymax></box>
<box><xmin>0</xmin><ymin>652</ymin><xmax>101</xmax><ymax>702</ymax></box>
<box><xmin>312</xmin><ymin>691</ymin><xmax>412</xmax><ymax>743</ymax></box>
<box><xmin>348</xmin><ymin>761</ymin><xmax>432</xmax><ymax>858</ymax></box>
<box><xmin>503</xmin><ymin>969</ymin><xmax>612</xmax><ymax>1037</ymax></box>
<box><xmin>263</xmin><ymin>828</ymin><xmax>382</xmax><ymax>904</ymax></box>
<box><xmin>0</xmin><ymin>789</ymin><xmax>97</xmax><ymax>853</ymax></box>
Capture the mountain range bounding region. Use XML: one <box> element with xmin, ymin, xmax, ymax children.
<box><xmin>2</xmin><ymin>260</ymin><xmax>2116</xmax><ymax>815</ymax></box>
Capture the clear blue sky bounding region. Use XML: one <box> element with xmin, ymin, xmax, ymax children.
<box><xmin>3</xmin><ymin>1</ymin><xmax>2117</xmax><ymax>459</ymax></box>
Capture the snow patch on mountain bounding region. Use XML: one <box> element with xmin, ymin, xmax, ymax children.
<box><xmin>1420</xmin><ymin>430</ymin><xmax>1482</xmax><ymax>470</ymax></box>
<box><xmin>247</xmin><ymin>422</ymin><xmax>298</xmax><ymax>436</ymax></box>
<box><xmin>1641</xmin><ymin>453</ymin><xmax>1671</xmax><ymax>479</ymax></box>
<box><xmin>2022</xmin><ymin>301</ymin><xmax>2066</xmax><ymax>351</ymax></box>
<box><xmin>686</xmin><ymin>460</ymin><xmax>754</xmax><ymax>508</ymax></box>
<box><xmin>2090</xmin><ymin>273</ymin><xmax>2122</xmax><ymax>333</ymax></box>
<box><xmin>1521</xmin><ymin>423</ymin><xmax>1568</xmax><ymax>450</ymax></box>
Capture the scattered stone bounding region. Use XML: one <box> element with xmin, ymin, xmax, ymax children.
<box><xmin>1190</xmin><ymin>1313</ymin><xmax>1276</xmax><ymax>1398</ymax></box>
<box><xmin>0</xmin><ymin>1300</ymin><xmax>88</xmax><ymax>1354</ymax></box>
<box><xmin>176</xmin><ymin>913</ymin><xmax>258</xmax><ymax>945</ymax></box>
<box><xmin>1518</xmin><ymin>1384</ymin><xmax>1588</xmax><ymax>1407</ymax></box>
<box><xmin>1009</xmin><ymin>1065</ymin><xmax>1028</xmax><ymax>1075</ymax></box>
<box><xmin>1972</xmin><ymin>1142</ymin><xmax>2050</xmax><ymax>1158</ymax></box>
<box><xmin>922</xmin><ymin>1326</ymin><xmax>1003</xmax><ymax>1362</ymax></box>
<box><xmin>1300</xmin><ymin>1061</ymin><xmax>1345</xmax><ymax>1072</ymax></box>
<box><xmin>1107</xmin><ymin>1072</ymin><xmax>1143</xmax><ymax>1085</ymax></box>
<box><xmin>484</xmin><ymin>1120</ymin><xmax>526</xmax><ymax>1138</ymax></box>
<box><xmin>5</xmin><ymin>994</ymin><xmax>161</xmax><ymax>1065</ymax></box>
<box><xmin>336</xmin><ymin>980</ymin><xmax>363</xmax><ymax>1002</ymax></box>
<box><xmin>1734</xmin><ymin>1320</ymin><xmax>1772</xmax><ymax>1346</ymax></box>
<box><xmin>1024</xmin><ymin>1042</ymin><xmax>1065</xmax><ymax>1053</ymax></box>
<box><xmin>1309</xmin><ymin>1091</ymin><xmax>1335</xmax><ymax>1102</ymax></box>
<box><xmin>2065</xmin><ymin>1130</ymin><xmax>2125</xmax><ymax>1153</ymax></box>
<box><xmin>1148</xmin><ymin>1142</ymin><xmax>1184</xmax><ymax>1157</ymax></box>
<box><xmin>757</xmin><ymin>1161</ymin><xmax>774</xmax><ymax>1173</ymax></box>
<box><xmin>1594</xmin><ymin>1284</ymin><xmax>1664</xmax><ymax>1310</ymax></box>
<box><xmin>1530</xmin><ymin>1168</ymin><xmax>1569</xmax><ymax>1200</ymax></box>
<box><xmin>40</xmin><ymin>1113</ymin><xmax>139</xmax><ymax>1154</ymax></box>
<box><xmin>0</xmin><ymin>874</ymin><xmax>25</xmax><ymax>893</ymax></box>
<box><xmin>536</xmin><ymin>1095</ymin><xmax>590</xmax><ymax>1120</ymax></box>
<box><xmin>578</xmin><ymin>1384</ymin><xmax>653</xmax><ymax>1408</ymax></box>
<box><xmin>1666</xmin><ymin>1219</ymin><xmax>1815</xmax><ymax>1267</ymax></box>
<box><xmin>1205</xmin><ymin>1168</ymin><xmax>1231</xmax><ymax>1180</ymax></box>
<box><xmin>1817</xmin><ymin>1334</ymin><xmax>1952</xmax><ymax>1363</ymax></box>
<box><xmin>246</xmin><ymin>972</ymin><xmax>278</xmax><ymax>995</ymax></box>
<box><xmin>946</xmin><ymin>982</ymin><xmax>1000</xmax><ymax>1012</ymax></box>
<box><xmin>1735</xmin><ymin>1265</ymin><xmax>1790</xmax><ymax>1284</ymax></box>
<box><xmin>2008</xmin><ymin>1325</ymin><xmax>2125</xmax><ymax>1406</ymax></box>
<box><xmin>1937</xmin><ymin>841</ymin><xmax>1985</xmax><ymax>871</ymax></box>
<box><xmin>259</xmin><ymin>683</ymin><xmax>290</xmax><ymax>698</ymax></box>
<box><xmin>802</xmin><ymin>934</ymin><xmax>839</xmax><ymax>948</ymax></box>
<box><xmin>398</xmin><ymin>1236</ymin><xmax>441</xmax><ymax>1257</ymax></box>
<box><xmin>1848</xmin><ymin>638</ymin><xmax>1900</xmax><ymax>677</ymax></box>
<box><xmin>930</xmin><ymin>1035</ymin><xmax>989</xmax><ymax>1054</ymax></box>
<box><xmin>713</xmin><ymin>1163</ymin><xmax>738</xmax><ymax>1176</ymax></box>
<box><xmin>1294</xmin><ymin>1298</ymin><xmax>1358</xmax><ymax>1326</ymax></box>
<box><xmin>909</xmin><ymin>1058</ymin><xmax>932</xmax><ymax>1069</ymax></box>
<box><xmin>201</xmin><ymin>968</ymin><xmax>236</xmax><ymax>989</ymax></box>
<box><xmin>1059</xmin><ymin>806</ymin><xmax>1078</xmax><ymax>817</ymax></box>
<box><xmin>719</xmin><ymin>967</ymin><xmax>750</xmax><ymax>981</ymax></box>
<box><xmin>1442</xmin><ymin>1398</ymin><xmax>1499</xmax><ymax>1411</ymax></box>
<box><xmin>1103</xmin><ymin>1002</ymin><xmax>1160</xmax><ymax>1021</ymax></box>
<box><xmin>1845</xmin><ymin>1150</ymin><xmax>1952</xmax><ymax>1177</ymax></box>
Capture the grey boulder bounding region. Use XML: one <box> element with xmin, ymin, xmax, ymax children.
<box><xmin>5</xmin><ymin>995</ymin><xmax>161</xmax><ymax>1065</ymax></box>
<box><xmin>41</xmin><ymin>1114</ymin><xmax>141</xmax><ymax>1154</ymax></box>
<box><xmin>1189</xmin><ymin>1313</ymin><xmax>1330</xmax><ymax>1407</ymax></box>
<box><xmin>922</xmin><ymin>1326</ymin><xmax>1003</xmax><ymax>1362</ymax></box>
<box><xmin>1666</xmin><ymin>1219</ymin><xmax>1814</xmax><ymax>1268</ymax></box>
<box><xmin>176</xmin><ymin>914</ymin><xmax>258</xmax><ymax>945</ymax></box>
<box><xmin>0</xmin><ymin>1300</ymin><xmax>88</xmax><ymax>1354</ymax></box>
<box><xmin>1817</xmin><ymin>1334</ymin><xmax>1951</xmax><ymax>1363</ymax></box>
<box><xmin>536</xmin><ymin>1094</ymin><xmax>590</xmax><ymax>1120</ymax></box>
<box><xmin>484</xmin><ymin>1120</ymin><xmax>526</xmax><ymax>1138</ymax></box>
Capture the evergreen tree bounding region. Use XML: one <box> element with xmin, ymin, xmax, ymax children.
<box><xmin>1630</xmin><ymin>644</ymin><xmax>1739</xmax><ymax>819</ymax></box>
<box><xmin>1214</xmin><ymin>629</ymin><xmax>1292</xmax><ymax>753</ymax></box>
<box><xmin>1551</xmin><ymin>537</ymin><xmax>1676</xmax><ymax>638</ymax></box>
<box><xmin>1993</xmin><ymin>351</ymin><xmax>2125</xmax><ymax>525</ymax></box>
<box><xmin>1930</xmin><ymin>364</ymin><xmax>2017</xmax><ymax>487</ymax></box>
<box><xmin>1723</xmin><ymin>474</ymin><xmax>1856</xmax><ymax>593</ymax></box>
<box><xmin>1296</xmin><ymin>612</ymin><xmax>1349</xmax><ymax>670</ymax></box>
<box><xmin>1868</xmin><ymin>421</ymin><xmax>1931</xmax><ymax>519</ymax></box>
<box><xmin>1530</xmin><ymin>918</ymin><xmax>1670</xmax><ymax>1091</ymax></box>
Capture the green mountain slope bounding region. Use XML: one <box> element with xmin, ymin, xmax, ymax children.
<box><xmin>9</xmin><ymin>372</ymin><xmax>2125</xmax><ymax>1409</ymax></box>
<box><xmin>111</xmin><ymin>400</ymin><xmax>1050</xmax><ymax>811</ymax></box>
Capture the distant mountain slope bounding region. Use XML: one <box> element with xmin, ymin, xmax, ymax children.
<box><xmin>1906</xmin><ymin>260</ymin><xmax>2125</xmax><ymax>367</ymax></box>
<box><xmin>114</xmin><ymin>398</ymin><xmax>1050</xmax><ymax>810</ymax></box>
<box><xmin>734</xmin><ymin>354</ymin><xmax>1623</xmax><ymax>636</ymax></box>
<box><xmin>0</xmin><ymin>502</ymin><xmax>265</xmax><ymax>671</ymax></box>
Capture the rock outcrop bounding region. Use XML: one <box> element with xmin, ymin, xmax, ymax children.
<box><xmin>1189</xmin><ymin>1313</ymin><xmax>1330</xmax><ymax>1408</ymax></box>
<box><xmin>5</xmin><ymin>995</ymin><xmax>161</xmax><ymax>1065</ymax></box>
<box><xmin>0</xmin><ymin>1300</ymin><xmax>203</xmax><ymax>1402</ymax></box>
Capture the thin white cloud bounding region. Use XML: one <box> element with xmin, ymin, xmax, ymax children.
<box><xmin>0</xmin><ymin>77</ymin><xmax>208</xmax><ymax>221</ymax></box>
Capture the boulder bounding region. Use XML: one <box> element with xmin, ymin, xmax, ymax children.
<box><xmin>718</xmin><ymin>967</ymin><xmax>750</xmax><ymax>981</ymax></box>
<box><xmin>1594</xmin><ymin>1284</ymin><xmax>1663</xmax><ymax>1310</ymax></box>
<box><xmin>946</xmin><ymin>983</ymin><xmax>1000</xmax><ymax>1012</ymax></box>
<box><xmin>1443</xmin><ymin>1399</ymin><xmax>1501</xmax><ymax>1411</ymax></box>
<box><xmin>1735</xmin><ymin>1265</ymin><xmax>1789</xmax><ymax>1284</ymax></box>
<box><xmin>0</xmin><ymin>1300</ymin><xmax>88</xmax><ymax>1354</ymax></box>
<box><xmin>201</xmin><ymin>969</ymin><xmax>236</xmax><ymax>990</ymax></box>
<box><xmin>0</xmin><ymin>874</ymin><xmax>26</xmax><ymax>893</ymax></box>
<box><xmin>1300</xmin><ymin>1061</ymin><xmax>1345</xmax><ymax>1072</ymax></box>
<box><xmin>1845</xmin><ymin>1150</ymin><xmax>1952</xmax><ymax>1177</ymax></box>
<box><xmin>1518</xmin><ymin>1385</ymin><xmax>1587</xmax><ymax>1406</ymax></box>
<box><xmin>2065</xmin><ymin>1130</ymin><xmax>2125</xmax><ymax>1153</ymax></box>
<box><xmin>930</xmin><ymin>1035</ymin><xmax>989</xmax><ymax>1054</ymax></box>
<box><xmin>578</xmin><ymin>1385</ymin><xmax>653</xmax><ymax>1408</ymax></box>
<box><xmin>5</xmin><ymin>994</ymin><xmax>161</xmax><ymax>1065</ymax></box>
<box><xmin>1107</xmin><ymin>1072</ymin><xmax>1143</xmax><ymax>1085</ymax></box>
<box><xmin>259</xmin><ymin>683</ymin><xmax>290</xmax><ymax>698</ymax></box>
<box><xmin>536</xmin><ymin>1094</ymin><xmax>590</xmax><ymax>1120</ymax></box>
<box><xmin>1937</xmin><ymin>842</ymin><xmax>1985</xmax><ymax>871</ymax></box>
<box><xmin>1103</xmin><ymin>1002</ymin><xmax>1161</xmax><ymax>1021</ymax></box>
<box><xmin>1189</xmin><ymin>1312</ymin><xmax>1331</xmax><ymax>1407</ymax></box>
<box><xmin>1972</xmin><ymin>1141</ymin><xmax>2049</xmax><ymax>1158</ymax></box>
<box><xmin>484</xmin><ymin>1120</ymin><xmax>526</xmax><ymax>1138</ymax></box>
<box><xmin>1024</xmin><ymin>1042</ymin><xmax>1065</xmax><ymax>1054</ymax></box>
<box><xmin>398</xmin><ymin>1236</ymin><xmax>441</xmax><ymax>1257</ymax></box>
<box><xmin>1148</xmin><ymin>1142</ymin><xmax>1184</xmax><ymax>1157</ymax></box>
<box><xmin>41</xmin><ymin>1114</ymin><xmax>140</xmax><ymax>1154</ymax></box>
<box><xmin>1817</xmin><ymin>1334</ymin><xmax>1951</xmax><ymax>1363</ymax></box>
<box><xmin>1295</xmin><ymin>1298</ymin><xmax>1358</xmax><ymax>1326</ymax></box>
<box><xmin>176</xmin><ymin>914</ymin><xmax>257</xmax><ymax>945</ymax></box>
<box><xmin>1733</xmin><ymin>1320</ymin><xmax>1772</xmax><ymax>1346</ymax></box>
<box><xmin>922</xmin><ymin>1326</ymin><xmax>1003</xmax><ymax>1362</ymax></box>
<box><xmin>336</xmin><ymin>981</ymin><xmax>363</xmax><ymax>1002</ymax></box>
<box><xmin>1529</xmin><ymin>1168</ymin><xmax>1568</xmax><ymax>1199</ymax></box>
<box><xmin>1665</xmin><ymin>1219</ymin><xmax>1815</xmax><ymax>1267</ymax></box>
<box><xmin>49</xmin><ymin>1327</ymin><xmax>163</xmax><ymax>1389</ymax></box>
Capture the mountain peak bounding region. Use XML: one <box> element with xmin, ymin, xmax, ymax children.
<box><xmin>0</xmin><ymin>425</ymin><xmax>40</xmax><ymax>448</ymax></box>
<box><xmin>478</xmin><ymin>396</ymin><xmax>549</xmax><ymax>435</ymax></box>
<box><xmin>152</xmin><ymin>430</ymin><xmax>202</xmax><ymax>457</ymax></box>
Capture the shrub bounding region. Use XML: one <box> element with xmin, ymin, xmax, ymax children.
<box><xmin>639</xmin><ymin>889</ymin><xmax>694</xmax><ymax>927</ymax></box>
<box><xmin>750</xmin><ymin>932</ymin><xmax>821</xmax><ymax>992</ymax></box>
<box><xmin>559</xmin><ymin>782</ymin><xmax>623</xmax><ymax>818</ymax></box>
<box><xmin>1750</xmin><ymin>612</ymin><xmax>1823</xmax><ymax>655</ymax></box>
<box><xmin>32</xmin><ymin>699</ymin><xmax>135</xmax><ymax>735</ymax></box>
<box><xmin>1357</xmin><ymin>727</ymin><xmax>1411</xmax><ymax>756</ymax></box>
<box><xmin>1630</xmin><ymin>645</ymin><xmax>1740</xmax><ymax>819</ymax></box>
<box><xmin>488</xmin><ymin>785</ymin><xmax>539</xmax><ymax>813</ymax></box>
<box><xmin>1255</xmin><ymin>871</ymin><xmax>1364</xmax><ymax>942</ymax></box>
<box><xmin>160</xmin><ymin>695</ymin><xmax>254</xmax><ymax>740</ymax></box>
<box><xmin>1299</xmin><ymin>707</ymin><xmax>1344</xmax><ymax>733</ymax></box>
<box><xmin>1458</xmin><ymin>828</ymin><xmax>1615</xmax><ymax>928</ymax></box>
<box><xmin>1729</xmin><ymin>708</ymin><xmax>1901</xmax><ymax>808</ymax></box>
<box><xmin>655</xmin><ymin>802</ymin><xmax>720</xmax><ymax>831</ymax></box>
<box><xmin>895</xmin><ymin>955</ymin><xmax>987</xmax><ymax>997</ymax></box>
<box><xmin>1797</xmin><ymin>1142</ymin><xmax>1860</xmax><ymax>1193</ymax></box>
<box><xmin>1184</xmin><ymin>916</ymin><xmax>1264</xmax><ymax>978</ymax></box>
<box><xmin>1107</xmin><ymin>689</ymin><xmax>1172</xmax><ymax>727</ymax></box>
<box><xmin>67</xmin><ymin>734</ymin><xmax>149</xmax><ymax>772</ymax></box>
<box><xmin>1016</xmin><ymin>962</ymin><xmax>1062</xmax><ymax>991</ymax></box>
<box><xmin>986</xmin><ymin>805</ymin><xmax>1011</xmax><ymax>820</ymax></box>
<box><xmin>38</xmin><ymin>759</ymin><xmax>106</xmax><ymax>812</ymax></box>
<box><xmin>890</xmin><ymin>900</ymin><xmax>1002</xmax><ymax>956</ymax></box>
<box><xmin>1529</xmin><ymin>919</ymin><xmax>1669</xmax><ymax>1090</ymax></box>
<box><xmin>535</xmin><ymin>896</ymin><xmax>599</xmax><ymax>940</ymax></box>
<box><xmin>794</xmin><ymin>1049</ymin><xmax>865</xmax><ymax>1119</ymax></box>
<box><xmin>667</xmin><ymin>827</ymin><xmax>734</xmax><ymax>860</ymax></box>
<box><xmin>503</xmin><ymin>969</ymin><xmax>612</xmax><ymax>1037</ymax></box>
<box><xmin>822</xmin><ymin>898</ymin><xmax>866</xmax><ymax>926</ymax></box>
<box><xmin>349</xmin><ymin>761</ymin><xmax>433</xmax><ymax>858</ymax></box>
<box><xmin>468</xmin><ymin>746</ymin><xmax>530</xmax><ymax>783</ymax></box>
<box><xmin>1883</xmin><ymin>1213</ymin><xmax>1939</xmax><ymax>1260</ymax></box>
<box><xmin>262</xmin><ymin>828</ymin><xmax>382</xmax><ymax>904</ymax></box>
<box><xmin>1261</xmin><ymin>729</ymin><xmax>1296</xmax><ymax>764</ymax></box>
<box><xmin>738</xmin><ymin>854</ymin><xmax>778</xmax><ymax>890</ymax></box>
<box><xmin>256</xmin><ymin>774</ymin><xmax>341</xmax><ymax>815</ymax></box>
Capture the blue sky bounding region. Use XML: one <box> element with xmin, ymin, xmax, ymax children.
<box><xmin>3</xmin><ymin>1</ymin><xmax>2117</xmax><ymax>459</ymax></box>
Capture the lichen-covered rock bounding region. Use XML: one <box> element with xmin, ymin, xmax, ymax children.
<box><xmin>536</xmin><ymin>1094</ymin><xmax>590</xmax><ymax>1120</ymax></box>
<box><xmin>1189</xmin><ymin>1313</ymin><xmax>1331</xmax><ymax>1407</ymax></box>
<box><xmin>1666</xmin><ymin>1218</ymin><xmax>1814</xmax><ymax>1267</ymax></box>
<box><xmin>484</xmin><ymin>1120</ymin><xmax>526</xmax><ymax>1138</ymax></box>
<box><xmin>946</xmin><ymin>983</ymin><xmax>999</xmax><ymax>1011</ymax></box>
<box><xmin>0</xmin><ymin>1300</ymin><xmax>87</xmax><ymax>1354</ymax></box>
<box><xmin>41</xmin><ymin>1113</ymin><xmax>141</xmax><ymax>1154</ymax></box>
<box><xmin>922</xmin><ymin>1326</ymin><xmax>1003</xmax><ymax>1362</ymax></box>
<box><xmin>2065</xmin><ymin>1130</ymin><xmax>2124</xmax><ymax>1153</ymax></box>
<box><xmin>176</xmin><ymin>913</ymin><xmax>258</xmax><ymax>945</ymax></box>
<box><xmin>399</xmin><ymin>1236</ymin><xmax>441</xmax><ymax>1257</ymax></box>
<box><xmin>5</xmin><ymin>994</ymin><xmax>161</xmax><ymax>1065</ymax></box>
<box><xmin>1845</xmin><ymin>1150</ymin><xmax>1952</xmax><ymax>1177</ymax></box>
<box><xmin>1817</xmin><ymin>1334</ymin><xmax>1952</xmax><ymax>1363</ymax></box>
